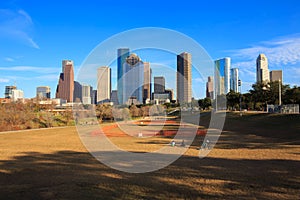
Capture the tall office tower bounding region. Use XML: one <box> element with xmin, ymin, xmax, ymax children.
<box><xmin>11</xmin><ymin>89</ymin><xmax>24</xmax><ymax>102</ymax></box>
<box><xmin>123</xmin><ymin>53</ymin><xmax>144</xmax><ymax>104</ymax></box>
<box><xmin>97</xmin><ymin>66</ymin><xmax>111</xmax><ymax>104</ymax></box>
<box><xmin>256</xmin><ymin>54</ymin><xmax>269</xmax><ymax>83</ymax></box>
<box><xmin>117</xmin><ymin>48</ymin><xmax>130</xmax><ymax>105</ymax></box>
<box><xmin>206</xmin><ymin>76</ymin><xmax>214</xmax><ymax>99</ymax></box>
<box><xmin>154</xmin><ymin>76</ymin><xmax>165</xmax><ymax>94</ymax></box>
<box><xmin>230</xmin><ymin>68</ymin><xmax>239</xmax><ymax>93</ymax></box>
<box><xmin>82</xmin><ymin>84</ymin><xmax>91</xmax><ymax>104</ymax></box>
<box><xmin>36</xmin><ymin>86</ymin><xmax>51</xmax><ymax>99</ymax></box>
<box><xmin>4</xmin><ymin>85</ymin><xmax>17</xmax><ymax>98</ymax></box>
<box><xmin>73</xmin><ymin>81</ymin><xmax>82</xmax><ymax>102</ymax></box>
<box><xmin>270</xmin><ymin>70</ymin><xmax>283</xmax><ymax>82</ymax></box>
<box><xmin>177</xmin><ymin>52</ymin><xmax>192</xmax><ymax>104</ymax></box>
<box><xmin>214</xmin><ymin>57</ymin><xmax>230</xmax><ymax>96</ymax></box>
<box><xmin>143</xmin><ymin>62</ymin><xmax>151</xmax><ymax>102</ymax></box>
<box><xmin>111</xmin><ymin>90</ymin><xmax>119</xmax><ymax>105</ymax></box>
<box><xmin>55</xmin><ymin>60</ymin><xmax>74</xmax><ymax>102</ymax></box>
<box><xmin>91</xmin><ymin>90</ymin><xmax>97</xmax><ymax>105</ymax></box>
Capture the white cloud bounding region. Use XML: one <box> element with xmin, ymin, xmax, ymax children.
<box><xmin>0</xmin><ymin>9</ymin><xmax>39</xmax><ymax>49</ymax></box>
<box><xmin>0</xmin><ymin>66</ymin><xmax>60</xmax><ymax>74</ymax></box>
<box><xmin>230</xmin><ymin>34</ymin><xmax>300</xmax><ymax>69</ymax></box>
<box><xmin>4</xmin><ymin>57</ymin><xmax>14</xmax><ymax>62</ymax></box>
<box><xmin>0</xmin><ymin>78</ymin><xmax>9</xmax><ymax>83</ymax></box>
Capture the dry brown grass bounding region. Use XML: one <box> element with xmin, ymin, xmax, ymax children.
<box><xmin>0</xmin><ymin>113</ymin><xmax>299</xmax><ymax>199</ymax></box>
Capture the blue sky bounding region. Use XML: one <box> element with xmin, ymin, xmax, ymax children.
<box><xmin>0</xmin><ymin>0</ymin><xmax>300</xmax><ymax>98</ymax></box>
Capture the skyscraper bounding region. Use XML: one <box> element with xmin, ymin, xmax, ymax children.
<box><xmin>97</xmin><ymin>66</ymin><xmax>111</xmax><ymax>104</ymax></box>
<box><xmin>177</xmin><ymin>52</ymin><xmax>192</xmax><ymax>104</ymax></box>
<box><xmin>214</xmin><ymin>57</ymin><xmax>230</xmax><ymax>96</ymax></box>
<box><xmin>143</xmin><ymin>62</ymin><xmax>151</xmax><ymax>103</ymax></box>
<box><xmin>206</xmin><ymin>76</ymin><xmax>214</xmax><ymax>99</ymax></box>
<box><xmin>123</xmin><ymin>53</ymin><xmax>144</xmax><ymax>104</ymax></box>
<box><xmin>230</xmin><ymin>68</ymin><xmax>239</xmax><ymax>93</ymax></box>
<box><xmin>256</xmin><ymin>54</ymin><xmax>269</xmax><ymax>83</ymax></box>
<box><xmin>4</xmin><ymin>85</ymin><xmax>17</xmax><ymax>99</ymax></box>
<box><xmin>56</xmin><ymin>60</ymin><xmax>74</xmax><ymax>102</ymax></box>
<box><xmin>91</xmin><ymin>90</ymin><xmax>97</xmax><ymax>105</ymax></box>
<box><xmin>154</xmin><ymin>76</ymin><xmax>165</xmax><ymax>94</ymax></box>
<box><xmin>82</xmin><ymin>84</ymin><xmax>91</xmax><ymax>104</ymax></box>
<box><xmin>36</xmin><ymin>86</ymin><xmax>51</xmax><ymax>99</ymax></box>
<box><xmin>73</xmin><ymin>81</ymin><xmax>82</xmax><ymax>102</ymax></box>
<box><xmin>270</xmin><ymin>70</ymin><xmax>283</xmax><ymax>82</ymax></box>
<box><xmin>111</xmin><ymin>90</ymin><xmax>119</xmax><ymax>105</ymax></box>
<box><xmin>117</xmin><ymin>48</ymin><xmax>130</xmax><ymax>105</ymax></box>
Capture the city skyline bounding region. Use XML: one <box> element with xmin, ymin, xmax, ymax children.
<box><xmin>1</xmin><ymin>1</ymin><xmax>300</xmax><ymax>98</ymax></box>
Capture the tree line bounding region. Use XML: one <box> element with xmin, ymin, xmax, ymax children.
<box><xmin>197</xmin><ymin>82</ymin><xmax>300</xmax><ymax>111</ymax></box>
<box><xmin>0</xmin><ymin>101</ymin><xmax>74</xmax><ymax>132</ymax></box>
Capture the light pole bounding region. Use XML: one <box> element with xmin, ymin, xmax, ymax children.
<box><xmin>262</xmin><ymin>84</ymin><xmax>270</xmax><ymax>112</ymax></box>
<box><xmin>238</xmin><ymin>79</ymin><xmax>242</xmax><ymax>116</ymax></box>
<box><xmin>279</xmin><ymin>79</ymin><xmax>282</xmax><ymax>106</ymax></box>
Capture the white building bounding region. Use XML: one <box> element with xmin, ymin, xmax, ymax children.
<box><xmin>12</xmin><ymin>89</ymin><xmax>24</xmax><ymax>102</ymax></box>
<box><xmin>97</xmin><ymin>66</ymin><xmax>111</xmax><ymax>104</ymax></box>
<box><xmin>82</xmin><ymin>84</ymin><xmax>91</xmax><ymax>104</ymax></box>
<box><xmin>256</xmin><ymin>54</ymin><xmax>269</xmax><ymax>83</ymax></box>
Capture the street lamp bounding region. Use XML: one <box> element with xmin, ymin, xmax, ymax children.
<box><xmin>238</xmin><ymin>79</ymin><xmax>242</xmax><ymax>116</ymax></box>
<box><xmin>279</xmin><ymin>79</ymin><xmax>282</xmax><ymax>106</ymax></box>
<box><xmin>262</xmin><ymin>84</ymin><xmax>270</xmax><ymax>112</ymax></box>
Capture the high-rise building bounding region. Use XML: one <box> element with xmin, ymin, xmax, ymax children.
<box><xmin>143</xmin><ymin>62</ymin><xmax>151</xmax><ymax>103</ymax></box>
<box><xmin>91</xmin><ymin>90</ymin><xmax>97</xmax><ymax>105</ymax></box>
<box><xmin>270</xmin><ymin>70</ymin><xmax>283</xmax><ymax>82</ymax></box>
<box><xmin>117</xmin><ymin>48</ymin><xmax>130</xmax><ymax>105</ymax></box>
<box><xmin>177</xmin><ymin>52</ymin><xmax>192</xmax><ymax>104</ymax></box>
<box><xmin>123</xmin><ymin>53</ymin><xmax>144</xmax><ymax>104</ymax></box>
<box><xmin>11</xmin><ymin>89</ymin><xmax>24</xmax><ymax>102</ymax></box>
<box><xmin>214</xmin><ymin>57</ymin><xmax>230</xmax><ymax>96</ymax></box>
<box><xmin>4</xmin><ymin>85</ymin><xmax>17</xmax><ymax>99</ymax></box>
<box><xmin>111</xmin><ymin>90</ymin><xmax>119</xmax><ymax>105</ymax></box>
<box><xmin>73</xmin><ymin>81</ymin><xmax>82</xmax><ymax>102</ymax></box>
<box><xmin>82</xmin><ymin>84</ymin><xmax>91</xmax><ymax>104</ymax></box>
<box><xmin>97</xmin><ymin>66</ymin><xmax>111</xmax><ymax>104</ymax></box>
<box><xmin>230</xmin><ymin>68</ymin><xmax>239</xmax><ymax>93</ymax></box>
<box><xmin>36</xmin><ymin>86</ymin><xmax>51</xmax><ymax>99</ymax></box>
<box><xmin>206</xmin><ymin>76</ymin><xmax>214</xmax><ymax>99</ymax></box>
<box><xmin>56</xmin><ymin>60</ymin><xmax>74</xmax><ymax>102</ymax></box>
<box><xmin>256</xmin><ymin>54</ymin><xmax>269</xmax><ymax>83</ymax></box>
<box><xmin>154</xmin><ymin>76</ymin><xmax>165</xmax><ymax>94</ymax></box>
<box><xmin>165</xmin><ymin>89</ymin><xmax>174</xmax><ymax>101</ymax></box>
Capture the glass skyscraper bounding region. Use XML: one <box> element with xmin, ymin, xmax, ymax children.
<box><xmin>230</xmin><ymin>68</ymin><xmax>239</xmax><ymax>93</ymax></box>
<box><xmin>214</xmin><ymin>57</ymin><xmax>230</xmax><ymax>96</ymax></box>
<box><xmin>117</xmin><ymin>48</ymin><xmax>130</xmax><ymax>105</ymax></box>
<box><xmin>122</xmin><ymin>53</ymin><xmax>144</xmax><ymax>104</ymax></box>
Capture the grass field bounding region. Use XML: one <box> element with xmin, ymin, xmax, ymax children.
<box><xmin>0</xmin><ymin>112</ymin><xmax>299</xmax><ymax>199</ymax></box>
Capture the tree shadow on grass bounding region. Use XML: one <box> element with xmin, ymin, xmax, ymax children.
<box><xmin>0</xmin><ymin>150</ymin><xmax>299</xmax><ymax>200</ymax></box>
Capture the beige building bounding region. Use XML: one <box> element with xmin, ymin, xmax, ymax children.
<box><xmin>143</xmin><ymin>62</ymin><xmax>151</xmax><ymax>102</ymax></box>
<box><xmin>206</xmin><ymin>76</ymin><xmax>214</xmax><ymax>99</ymax></box>
<box><xmin>256</xmin><ymin>54</ymin><xmax>269</xmax><ymax>83</ymax></box>
<box><xmin>97</xmin><ymin>66</ymin><xmax>111</xmax><ymax>104</ymax></box>
<box><xmin>270</xmin><ymin>70</ymin><xmax>283</xmax><ymax>82</ymax></box>
<box><xmin>37</xmin><ymin>86</ymin><xmax>51</xmax><ymax>99</ymax></box>
<box><xmin>177</xmin><ymin>52</ymin><xmax>192</xmax><ymax>104</ymax></box>
<box><xmin>56</xmin><ymin>60</ymin><xmax>74</xmax><ymax>102</ymax></box>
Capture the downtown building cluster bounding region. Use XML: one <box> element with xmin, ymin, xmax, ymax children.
<box><xmin>2</xmin><ymin>51</ymin><xmax>284</xmax><ymax>107</ymax></box>
<box><xmin>206</xmin><ymin>54</ymin><xmax>283</xmax><ymax>99</ymax></box>
<box><xmin>53</xmin><ymin>48</ymin><xmax>192</xmax><ymax>106</ymax></box>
